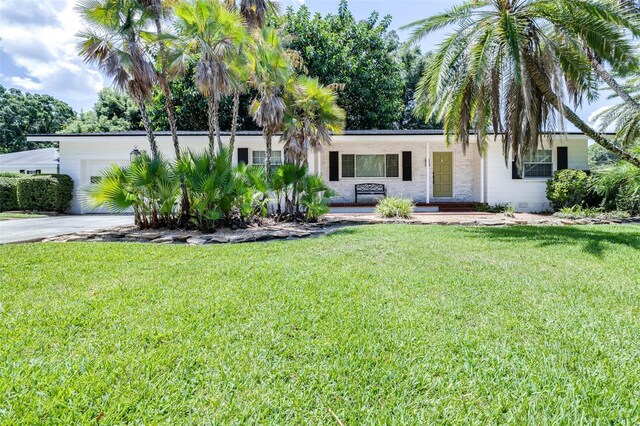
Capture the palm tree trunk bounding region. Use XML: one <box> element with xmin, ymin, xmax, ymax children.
<box><xmin>523</xmin><ymin>52</ymin><xmax>640</xmax><ymax>168</ymax></box>
<box><xmin>214</xmin><ymin>94</ymin><xmax>223</xmax><ymax>153</ymax></box>
<box><xmin>229</xmin><ymin>90</ymin><xmax>241</xmax><ymax>157</ymax></box>
<box><xmin>591</xmin><ymin>59</ymin><xmax>640</xmax><ymax>116</ymax></box>
<box><xmin>265</xmin><ymin>130</ymin><xmax>272</xmax><ymax>180</ymax></box>
<box><xmin>152</xmin><ymin>14</ymin><xmax>191</xmax><ymax>221</ymax></box>
<box><xmin>138</xmin><ymin>100</ymin><xmax>158</xmax><ymax>158</ymax></box>
<box><xmin>207</xmin><ymin>95</ymin><xmax>216</xmax><ymax>156</ymax></box>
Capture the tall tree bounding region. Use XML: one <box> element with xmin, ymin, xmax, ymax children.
<box><xmin>280</xmin><ymin>1</ymin><xmax>404</xmax><ymax>129</ymax></box>
<box><xmin>248</xmin><ymin>26</ymin><xmax>293</xmax><ymax>178</ymax></box>
<box><xmin>77</xmin><ymin>0</ymin><xmax>159</xmax><ymax>157</ymax></box>
<box><xmin>172</xmin><ymin>0</ymin><xmax>249</xmax><ymax>156</ymax></box>
<box><xmin>281</xmin><ymin>76</ymin><xmax>346</xmax><ymax>168</ymax></box>
<box><xmin>61</xmin><ymin>87</ymin><xmax>142</xmax><ymax>133</ymax></box>
<box><xmin>0</xmin><ymin>85</ymin><xmax>75</xmax><ymax>153</ymax></box>
<box><xmin>404</xmin><ymin>0</ymin><xmax>640</xmax><ymax>168</ymax></box>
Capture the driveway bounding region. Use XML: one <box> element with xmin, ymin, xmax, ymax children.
<box><xmin>0</xmin><ymin>215</ymin><xmax>134</xmax><ymax>244</ymax></box>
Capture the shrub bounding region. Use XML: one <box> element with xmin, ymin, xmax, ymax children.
<box><xmin>0</xmin><ymin>178</ymin><xmax>20</xmax><ymax>211</ymax></box>
<box><xmin>475</xmin><ymin>203</ymin><xmax>512</xmax><ymax>213</ymax></box>
<box><xmin>375</xmin><ymin>196</ymin><xmax>415</xmax><ymax>219</ymax></box>
<box><xmin>270</xmin><ymin>164</ymin><xmax>335</xmax><ymax>222</ymax></box>
<box><xmin>590</xmin><ymin>162</ymin><xmax>640</xmax><ymax>216</ymax></box>
<box><xmin>0</xmin><ymin>172</ymin><xmax>21</xmax><ymax>178</ymax></box>
<box><xmin>546</xmin><ymin>169</ymin><xmax>597</xmax><ymax>210</ymax></box>
<box><xmin>16</xmin><ymin>174</ymin><xmax>74</xmax><ymax>213</ymax></box>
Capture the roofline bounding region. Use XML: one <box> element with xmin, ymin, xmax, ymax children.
<box><xmin>27</xmin><ymin>129</ymin><xmax>604</xmax><ymax>139</ymax></box>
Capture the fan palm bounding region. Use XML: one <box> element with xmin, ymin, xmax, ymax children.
<box><xmin>140</xmin><ymin>0</ymin><xmax>191</xmax><ymax>219</ymax></box>
<box><xmin>248</xmin><ymin>26</ymin><xmax>294</xmax><ymax>178</ymax></box>
<box><xmin>403</xmin><ymin>0</ymin><xmax>640</xmax><ymax>168</ymax></box>
<box><xmin>172</xmin><ymin>0</ymin><xmax>249</xmax><ymax>156</ymax></box>
<box><xmin>281</xmin><ymin>76</ymin><xmax>346</xmax><ymax>169</ymax></box>
<box><xmin>77</xmin><ymin>0</ymin><xmax>159</xmax><ymax>157</ymax></box>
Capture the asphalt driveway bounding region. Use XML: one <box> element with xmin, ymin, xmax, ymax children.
<box><xmin>0</xmin><ymin>215</ymin><xmax>134</xmax><ymax>244</ymax></box>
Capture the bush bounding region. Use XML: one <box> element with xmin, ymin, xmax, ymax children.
<box><xmin>546</xmin><ymin>169</ymin><xmax>599</xmax><ymax>210</ymax></box>
<box><xmin>16</xmin><ymin>174</ymin><xmax>74</xmax><ymax>213</ymax></box>
<box><xmin>590</xmin><ymin>162</ymin><xmax>640</xmax><ymax>216</ymax></box>
<box><xmin>0</xmin><ymin>178</ymin><xmax>20</xmax><ymax>211</ymax></box>
<box><xmin>375</xmin><ymin>196</ymin><xmax>415</xmax><ymax>219</ymax></box>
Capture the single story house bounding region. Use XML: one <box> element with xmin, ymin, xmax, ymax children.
<box><xmin>0</xmin><ymin>147</ymin><xmax>59</xmax><ymax>175</ymax></box>
<box><xmin>27</xmin><ymin>130</ymin><xmax>589</xmax><ymax>214</ymax></box>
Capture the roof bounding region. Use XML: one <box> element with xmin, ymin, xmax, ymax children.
<box><xmin>26</xmin><ymin>129</ymin><xmax>601</xmax><ymax>139</ymax></box>
<box><xmin>0</xmin><ymin>148</ymin><xmax>59</xmax><ymax>166</ymax></box>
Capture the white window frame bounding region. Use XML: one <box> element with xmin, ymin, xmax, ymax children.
<box><xmin>341</xmin><ymin>154</ymin><xmax>400</xmax><ymax>179</ymax></box>
<box><xmin>251</xmin><ymin>150</ymin><xmax>283</xmax><ymax>166</ymax></box>
<box><xmin>523</xmin><ymin>149</ymin><xmax>553</xmax><ymax>179</ymax></box>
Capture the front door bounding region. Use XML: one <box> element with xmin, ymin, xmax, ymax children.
<box><xmin>433</xmin><ymin>152</ymin><xmax>453</xmax><ymax>197</ymax></box>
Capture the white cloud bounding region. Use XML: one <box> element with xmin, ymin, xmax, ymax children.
<box><xmin>0</xmin><ymin>0</ymin><xmax>104</xmax><ymax>111</ymax></box>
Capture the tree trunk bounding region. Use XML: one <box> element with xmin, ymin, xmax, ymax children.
<box><xmin>229</xmin><ymin>90</ymin><xmax>241</xmax><ymax>157</ymax></box>
<box><xmin>523</xmin><ymin>52</ymin><xmax>640</xmax><ymax>168</ymax></box>
<box><xmin>591</xmin><ymin>59</ymin><xmax>640</xmax><ymax>116</ymax></box>
<box><xmin>153</xmin><ymin>15</ymin><xmax>190</xmax><ymax>221</ymax></box>
<box><xmin>214</xmin><ymin>94</ymin><xmax>223</xmax><ymax>153</ymax></box>
<box><xmin>265</xmin><ymin>131</ymin><xmax>272</xmax><ymax>180</ymax></box>
<box><xmin>207</xmin><ymin>95</ymin><xmax>216</xmax><ymax>157</ymax></box>
<box><xmin>138</xmin><ymin>100</ymin><xmax>158</xmax><ymax>158</ymax></box>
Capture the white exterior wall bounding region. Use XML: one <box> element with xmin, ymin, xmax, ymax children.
<box><xmin>485</xmin><ymin>136</ymin><xmax>589</xmax><ymax>212</ymax></box>
<box><xmin>0</xmin><ymin>165</ymin><xmax>58</xmax><ymax>174</ymax></box>
<box><xmin>31</xmin><ymin>132</ymin><xmax>589</xmax><ymax>214</ymax></box>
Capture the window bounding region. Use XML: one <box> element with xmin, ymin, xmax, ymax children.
<box><xmin>341</xmin><ymin>154</ymin><xmax>399</xmax><ymax>178</ymax></box>
<box><xmin>252</xmin><ymin>150</ymin><xmax>283</xmax><ymax>166</ymax></box>
<box><xmin>20</xmin><ymin>169</ymin><xmax>41</xmax><ymax>175</ymax></box>
<box><xmin>523</xmin><ymin>150</ymin><xmax>553</xmax><ymax>178</ymax></box>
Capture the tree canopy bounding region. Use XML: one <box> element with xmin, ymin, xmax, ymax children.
<box><xmin>0</xmin><ymin>85</ymin><xmax>76</xmax><ymax>153</ymax></box>
<box><xmin>61</xmin><ymin>88</ymin><xmax>143</xmax><ymax>133</ymax></box>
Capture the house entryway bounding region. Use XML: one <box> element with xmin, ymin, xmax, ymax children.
<box><xmin>433</xmin><ymin>152</ymin><xmax>453</xmax><ymax>198</ymax></box>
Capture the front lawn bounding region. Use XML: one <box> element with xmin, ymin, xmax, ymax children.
<box><xmin>1</xmin><ymin>225</ymin><xmax>639</xmax><ymax>423</ymax></box>
<box><xmin>0</xmin><ymin>212</ymin><xmax>49</xmax><ymax>221</ymax></box>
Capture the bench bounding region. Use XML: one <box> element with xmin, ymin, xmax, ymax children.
<box><xmin>355</xmin><ymin>183</ymin><xmax>386</xmax><ymax>204</ymax></box>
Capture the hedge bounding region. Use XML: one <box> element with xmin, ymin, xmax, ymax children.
<box><xmin>0</xmin><ymin>178</ymin><xmax>20</xmax><ymax>211</ymax></box>
<box><xmin>16</xmin><ymin>174</ymin><xmax>74</xmax><ymax>213</ymax></box>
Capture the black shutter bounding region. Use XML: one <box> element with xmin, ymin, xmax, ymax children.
<box><xmin>402</xmin><ymin>151</ymin><xmax>412</xmax><ymax>181</ymax></box>
<box><xmin>512</xmin><ymin>161</ymin><xmax>522</xmax><ymax>179</ymax></box>
<box><xmin>329</xmin><ymin>151</ymin><xmax>339</xmax><ymax>181</ymax></box>
<box><xmin>557</xmin><ymin>147</ymin><xmax>568</xmax><ymax>170</ymax></box>
<box><xmin>237</xmin><ymin>148</ymin><xmax>249</xmax><ymax>165</ymax></box>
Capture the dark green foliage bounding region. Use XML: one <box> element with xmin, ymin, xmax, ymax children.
<box><xmin>61</xmin><ymin>88</ymin><xmax>143</xmax><ymax>133</ymax></box>
<box><xmin>591</xmin><ymin>161</ymin><xmax>640</xmax><ymax>215</ymax></box>
<box><xmin>148</xmin><ymin>72</ymin><xmax>259</xmax><ymax>132</ymax></box>
<box><xmin>0</xmin><ymin>85</ymin><xmax>75</xmax><ymax>153</ymax></box>
<box><xmin>0</xmin><ymin>178</ymin><xmax>20</xmax><ymax>211</ymax></box>
<box><xmin>280</xmin><ymin>1</ymin><xmax>404</xmax><ymax>129</ymax></box>
<box><xmin>589</xmin><ymin>144</ymin><xmax>619</xmax><ymax>169</ymax></box>
<box><xmin>399</xmin><ymin>48</ymin><xmax>439</xmax><ymax>129</ymax></box>
<box><xmin>546</xmin><ymin>169</ymin><xmax>599</xmax><ymax>210</ymax></box>
<box><xmin>16</xmin><ymin>174</ymin><xmax>74</xmax><ymax>213</ymax></box>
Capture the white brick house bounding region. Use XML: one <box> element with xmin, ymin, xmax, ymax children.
<box><xmin>27</xmin><ymin>130</ymin><xmax>590</xmax><ymax>214</ymax></box>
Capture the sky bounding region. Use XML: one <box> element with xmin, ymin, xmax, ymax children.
<box><xmin>0</xmin><ymin>0</ymin><xmax>612</xmax><ymax>127</ymax></box>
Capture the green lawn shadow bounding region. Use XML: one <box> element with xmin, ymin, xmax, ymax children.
<box><xmin>465</xmin><ymin>225</ymin><xmax>640</xmax><ymax>257</ymax></box>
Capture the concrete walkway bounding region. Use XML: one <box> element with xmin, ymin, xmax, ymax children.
<box><xmin>0</xmin><ymin>215</ymin><xmax>134</xmax><ymax>244</ymax></box>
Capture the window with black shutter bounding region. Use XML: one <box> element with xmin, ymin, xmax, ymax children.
<box><xmin>402</xmin><ymin>151</ymin><xmax>412</xmax><ymax>181</ymax></box>
<box><xmin>557</xmin><ymin>147</ymin><xmax>568</xmax><ymax>170</ymax></box>
<box><xmin>329</xmin><ymin>151</ymin><xmax>339</xmax><ymax>181</ymax></box>
<box><xmin>237</xmin><ymin>148</ymin><xmax>249</xmax><ymax>165</ymax></box>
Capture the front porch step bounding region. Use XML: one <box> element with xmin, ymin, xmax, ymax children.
<box><xmin>329</xmin><ymin>202</ymin><xmax>480</xmax><ymax>213</ymax></box>
<box><xmin>330</xmin><ymin>206</ymin><xmax>439</xmax><ymax>214</ymax></box>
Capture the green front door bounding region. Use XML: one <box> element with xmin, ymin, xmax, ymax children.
<box><xmin>433</xmin><ymin>152</ymin><xmax>453</xmax><ymax>197</ymax></box>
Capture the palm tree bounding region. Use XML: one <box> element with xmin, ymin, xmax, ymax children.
<box><xmin>248</xmin><ymin>26</ymin><xmax>294</xmax><ymax>179</ymax></box>
<box><xmin>172</xmin><ymin>0</ymin><xmax>249</xmax><ymax>156</ymax></box>
<box><xmin>140</xmin><ymin>0</ymin><xmax>192</xmax><ymax>219</ymax></box>
<box><xmin>593</xmin><ymin>75</ymin><xmax>640</xmax><ymax>146</ymax></box>
<box><xmin>77</xmin><ymin>0</ymin><xmax>159</xmax><ymax>157</ymax></box>
<box><xmin>403</xmin><ymin>0</ymin><xmax>640</xmax><ymax>168</ymax></box>
<box><xmin>281</xmin><ymin>76</ymin><xmax>346</xmax><ymax>169</ymax></box>
<box><xmin>223</xmin><ymin>0</ymin><xmax>278</xmax><ymax>154</ymax></box>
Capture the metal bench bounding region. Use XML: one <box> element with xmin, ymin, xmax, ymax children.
<box><xmin>355</xmin><ymin>183</ymin><xmax>386</xmax><ymax>204</ymax></box>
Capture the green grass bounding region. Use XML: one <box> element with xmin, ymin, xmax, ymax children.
<box><xmin>0</xmin><ymin>212</ymin><xmax>48</xmax><ymax>221</ymax></box>
<box><xmin>1</xmin><ymin>225</ymin><xmax>639</xmax><ymax>424</ymax></box>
